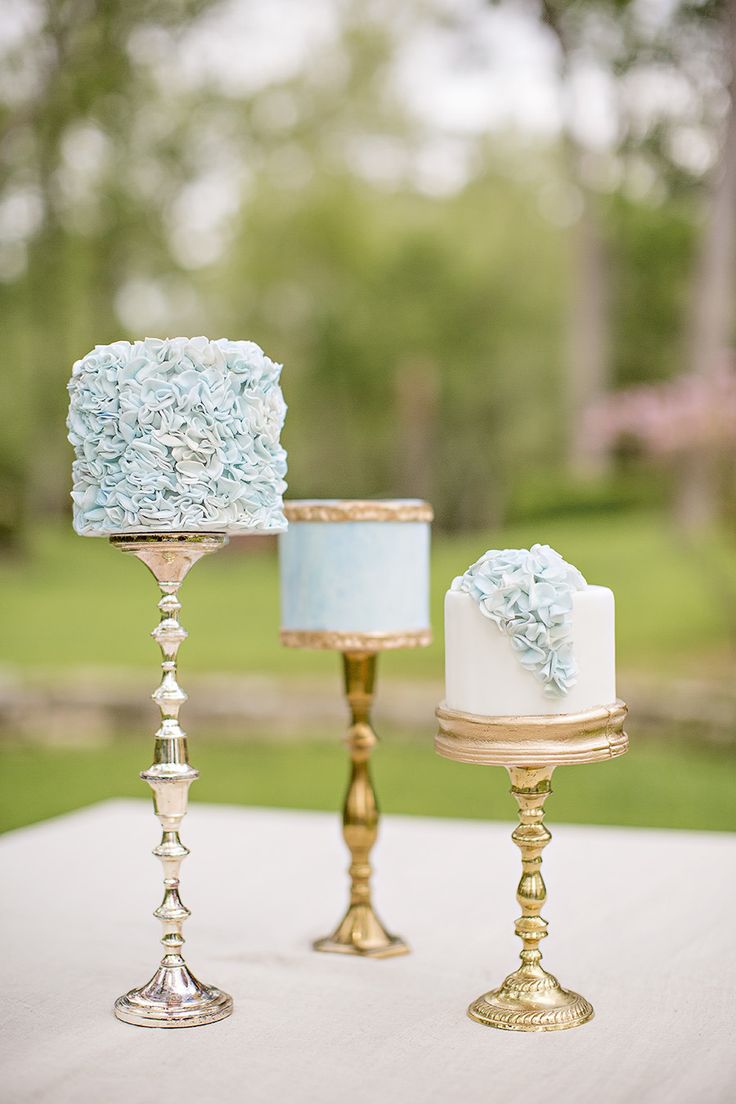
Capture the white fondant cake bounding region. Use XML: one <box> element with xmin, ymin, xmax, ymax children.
<box><xmin>279</xmin><ymin>500</ymin><xmax>432</xmax><ymax>637</ymax></box>
<box><xmin>67</xmin><ymin>336</ymin><xmax>287</xmax><ymax>536</ymax></box>
<box><xmin>444</xmin><ymin>546</ymin><xmax>616</xmax><ymax>717</ymax></box>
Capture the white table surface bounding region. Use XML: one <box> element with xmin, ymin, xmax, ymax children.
<box><xmin>1</xmin><ymin>800</ymin><xmax>734</xmax><ymax>1104</ymax></box>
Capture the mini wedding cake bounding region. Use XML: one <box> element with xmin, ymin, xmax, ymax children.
<box><xmin>445</xmin><ymin>544</ymin><xmax>615</xmax><ymax>716</ymax></box>
<box><xmin>66</xmin><ymin>336</ymin><xmax>287</xmax><ymax>535</ymax></box>
<box><xmin>280</xmin><ymin>499</ymin><xmax>432</xmax><ymax>640</ymax></box>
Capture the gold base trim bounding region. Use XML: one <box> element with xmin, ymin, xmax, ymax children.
<box><xmin>434</xmin><ymin>702</ymin><xmax>630</xmax><ymax>1032</ymax></box>
<box><xmin>314</xmin><ymin>653</ymin><xmax>409</xmax><ymax>959</ymax></box>
<box><xmin>281</xmin><ymin>628</ymin><xmax>432</xmax><ymax>651</ymax></box>
<box><xmin>314</xmin><ymin>903</ymin><xmax>409</xmax><ymax>959</ymax></box>
<box><xmin>284</xmin><ymin>499</ymin><xmax>433</xmax><ymax>523</ymax></box>
<box><xmin>314</xmin><ymin>938</ymin><xmax>409</xmax><ymax>959</ymax></box>
<box><xmin>435</xmin><ymin>700</ymin><xmax>628</xmax><ymax>766</ymax></box>
<box><xmin>468</xmin><ymin>973</ymin><xmax>593</xmax><ymax>1032</ymax></box>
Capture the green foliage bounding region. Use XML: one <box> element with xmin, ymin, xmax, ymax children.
<box><xmin>608</xmin><ymin>195</ymin><xmax>697</xmax><ymax>386</ymax></box>
<box><xmin>0</xmin><ymin>0</ymin><xmax>223</xmax><ymax>546</ymax></box>
<box><xmin>217</xmin><ymin>169</ymin><xmax>568</xmax><ymax>528</ymax></box>
<box><xmin>506</xmin><ymin>469</ymin><xmax>665</xmax><ymax>523</ymax></box>
<box><xmin>0</xmin><ymin>0</ymin><xmax>728</xmax><ymax>542</ymax></box>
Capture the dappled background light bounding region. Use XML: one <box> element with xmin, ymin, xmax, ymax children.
<box><xmin>1</xmin><ymin>0</ymin><xmax>735</xmax><ymax>833</ymax></box>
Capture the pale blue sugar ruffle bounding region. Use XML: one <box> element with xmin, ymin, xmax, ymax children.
<box><xmin>452</xmin><ymin>544</ymin><xmax>587</xmax><ymax>697</ymax></box>
<box><xmin>67</xmin><ymin>336</ymin><xmax>287</xmax><ymax>535</ymax></box>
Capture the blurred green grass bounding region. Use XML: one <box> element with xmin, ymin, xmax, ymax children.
<box><xmin>2</xmin><ymin>510</ymin><xmax>735</xmax><ymax>835</ymax></box>
<box><xmin>1</xmin><ymin>510</ymin><xmax>735</xmax><ymax>677</ymax></box>
<box><xmin>0</xmin><ymin>736</ymin><xmax>734</xmax><ymax>834</ymax></box>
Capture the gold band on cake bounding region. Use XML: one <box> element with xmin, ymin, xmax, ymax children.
<box><xmin>284</xmin><ymin>500</ymin><xmax>434</xmax><ymax>523</ymax></box>
<box><xmin>435</xmin><ymin>700</ymin><xmax>628</xmax><ymax>767</ymax></box>
<box><xmin>280</xmin><ymin>628</ymin><xmax>433</xmax><ymax>651</ymax></box>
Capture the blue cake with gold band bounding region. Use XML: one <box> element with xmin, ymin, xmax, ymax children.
<box><xmin>66</xmin><ymin>336</ymin><xmax>287</xmax><ymax>536</ymax></box>
<box><xmin>279</xmin><ymin>499</ymin><xmax>433</xmax><ymax>648</ymax></box>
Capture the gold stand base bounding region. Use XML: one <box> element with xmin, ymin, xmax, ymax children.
<box><xmin>468</xmin><ymin>964</ymin><xmax>593</xmax><ymax>1032</ymax></box>
<box><xmin>434</xmin><ymin>702</ymin><xmax>628</xmax><ymax>1033</ymax></box>
<box><xmin>114</xmin><ymin>961</ymin><xmax>233</xmax><ymax>1029</ymax></box>
<box><xmin>310</xmin><ymin>652</ymin><xmax>410</xmax><ymax>961</ymax></box>
<box><xmin>314</xmin><ymin>904</ymin><xmax>409</xmax><ymax>959</ymax></box>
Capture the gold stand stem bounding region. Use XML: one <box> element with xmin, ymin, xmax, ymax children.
<box><xmin>468</xmin><ymin>766</ymin><xmax>593</xmax><ymax>1031</ymax></box>
<box><xmin>112</xmin><ymin>534</ymin><xmax>233</xmax><ymax>1028</ymax></box>
<box><xmin>314</xmin><ymin>652</ymin><xmax>408</xmax><ymax>958</ymax></box>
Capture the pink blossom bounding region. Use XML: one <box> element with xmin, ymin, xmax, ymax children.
<box><xmin>584</xmin><ymin>362</ymin><xmax>736</xmax><ymax>458</ymax></box>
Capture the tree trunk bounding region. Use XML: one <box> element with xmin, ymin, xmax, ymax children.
<box><xmin>690</xmin><ymin>0</ymin><xmax>736</xmax><ymax>381</ymax></box>
<box><xmin>567</xmin><ymin>189</ymin><xmax>611</xmax><ymax>477</ymax></box>
<box><xmin>394</xmin><ymin>357</ymin><xmax>439</xmax><ymax>503</ymax></box>
<box><xmin>540</xmin><ymin>2</ymin><xmax>612</xmax><ymax>478</ymax></box>
<box><xmin>679</xmin><ymin>0</ymin><xmax>736</xmax><ymax>531</ymax></box>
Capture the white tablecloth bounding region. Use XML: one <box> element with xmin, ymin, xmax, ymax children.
<box><xmin>1</xmin><ymin>800</ymin><xmax>733</xmax><ymax>1104</ymax></box>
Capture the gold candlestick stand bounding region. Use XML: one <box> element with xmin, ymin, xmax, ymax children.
<box><xmin>111</xmin><ymin>533</ymin><xmax>233</xmax><ymax>1028</ymax></box>
<box><xmin>281</xmin><ymin>629</ymin><xmax>431</xmax><ymax>957</ymax></box>
<box><xmin>436</xmin><ymin>700</ymin><xmax>628</xmax><ymax>1031</ymax></box>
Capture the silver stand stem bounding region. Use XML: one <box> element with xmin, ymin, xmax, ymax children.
<box><xmin>111</xmin><ymin>533</ymin><xmax>233</xmax><ymax>1029</ymax></box>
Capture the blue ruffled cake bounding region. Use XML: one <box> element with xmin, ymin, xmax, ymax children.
<box><xmin>67</xmin><ymin>337</ymin><xmax>287</xmax><ymax>535</ymax></box>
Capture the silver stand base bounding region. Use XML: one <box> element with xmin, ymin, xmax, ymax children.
<box><xmin>114</xmin><ymin>962</ymin><xmax>233</xmax><ymax>1028</ymax></box>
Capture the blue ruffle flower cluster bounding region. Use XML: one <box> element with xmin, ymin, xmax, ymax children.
<box><xmin>451</xmin><ymin>544</ymin><xmax>587</xmax><ymax>696</ymax></box>
<box><xmin>67</xmin><ymin>337</ymin><xmax>287</xmax><ymax>535</ymax></box>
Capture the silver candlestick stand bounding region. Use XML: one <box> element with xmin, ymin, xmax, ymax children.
<box><xmin>111</xmin><ymin>533</ymin><xmax>233</xmax><ymax>1028</ymax></box>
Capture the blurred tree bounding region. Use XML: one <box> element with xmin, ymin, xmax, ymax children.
<box><xmin>1</xmin><ymin>0</ymin><xmax>734</xmax><ymax>546</ymax></box>
<box><xmin>537</xmin><ymin>0</ymin><xmax>728</xmax><ymax>473</ymax></box>
<box><xmin>575</xmin><ymin>0</ymin><xmax>736</xmax><ymax>529</ymax></box>
<box><xmin>218</xmin><ymin>163</ymin><xmax>567</xmax><ymax>529</ymax></box>
<box><xmin>680</xmin><ymin>0</ymin><xmax>736</xmax><ymax>528</ymax></box>
<box><xmin>0</xmin><ymin>0</ymin><xmax>219</xmax><ymax>549</ymax></box>
<box><xmin>540</xmin><ymin>0</ymin><xmax>614</xmax><ymax>479</ymax></box>
<box><xmin>518</xmin><ymin>0</ymin><xmax>734</xmax><ymax>522</ymax></box>
<box><xmin>609</xmin><ymin>194</ymin><xmax>695</xmax><ymax>385</ymax></box>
